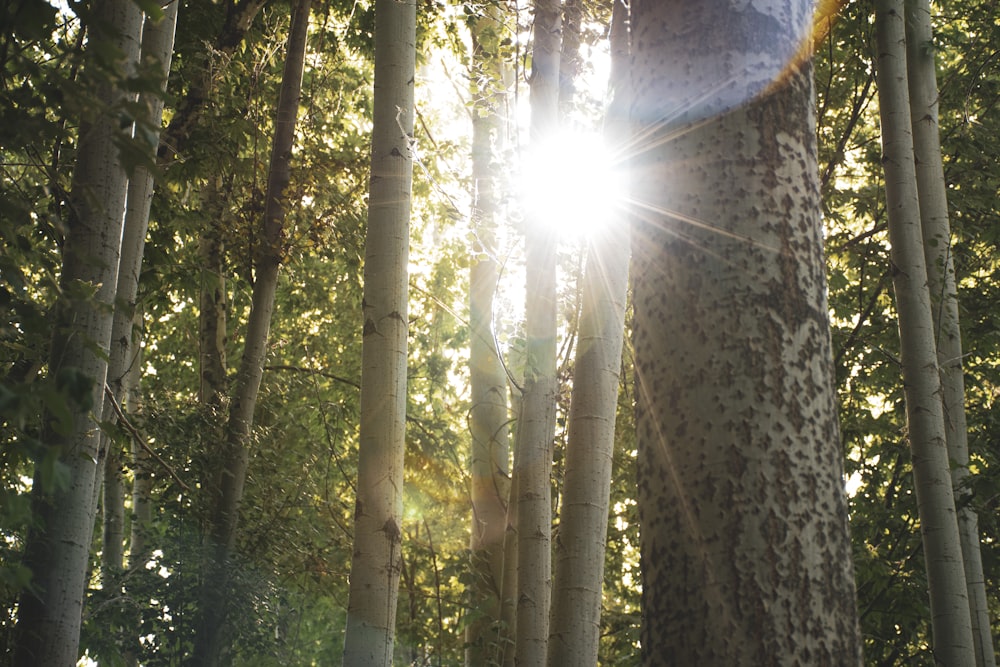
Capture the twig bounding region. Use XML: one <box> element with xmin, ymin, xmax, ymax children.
<box><xmin>103</xmin><ymin>384</ymin><xmax>191</xmax><ymax>493</ymax></box>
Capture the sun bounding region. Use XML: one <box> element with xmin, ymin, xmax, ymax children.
<box><xmin>518</xmin><ymin>128</ymin><xmax>625</xmax><ymax>241</ymax></box>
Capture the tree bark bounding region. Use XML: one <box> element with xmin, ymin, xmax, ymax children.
<box><xmin>547</xmin><ymin>4</ymin><xmax>629</xmax><ymax>664</ymax></box>
<box><xmin>514</xmin><ymin>0</ymin><xmax>560</xmax><ymax>664</ymax></box>
<box><xmin>191</xmin><ymin>1</ymin><xmax>311</xmax><ymax>662</ymax></box>
<box><xmin>904</xmin><ymin>3</ymin><xmax>995</xmax><ymax>664</ymax></box>
<box><xmin>341</xmin><ymin>0</ymin><xmax>416</xmax><ymax>663</ymax></box>
<box><xmin>874</xmin><ymin>0</ymin><xmax>977</xmax><ymax>663</ymax></box>
<box><xmin>100</xmin><ymin>0</ymin><xmax>179</xmax><ymax>586</ymax></box>
<box><xmin>13</xmin><ymin>1</ymin><xmax>143</xmax><ymax>663</ymax></box>
<box><xmin>629</xmin><ymin>2</ymin><xmax>863</xmax><ymax>664</ymax></box>
<box><xmin>466</xmin><ymin>5</ymin><xmax>513</xmax><ymax>665</ymax></box>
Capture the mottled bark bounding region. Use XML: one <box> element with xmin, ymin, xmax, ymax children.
<box><xmin>466</xmin><ymin>5</ymin><xmax>513</xmax><ymax>665</ymax></box>
<box><xmin>874</xmin><ymin>1</ymin><xmax>976</xmax><ymax>663</ymax></box>
<box><xmin>13</xmin><ymin>1</ymin><xmax>143</xmax><ymax>663</ymax></box>
<box><xmin>547</xmin><ymin>3</ymin><xmax>629</xmax><ymax>664</ymax></box>
<box><xmin>191</xmin><ymin>1</ymin><xmax>311</xmax><ymax>662</ymax></box>
<box><xmin>341</xmin><ymin>0</ymin><xmax>415</xmax><ymax>663</ymax></box>
<box><xmin>514</xmin><ymin>0</ymin><xmax>561</xmax><ymax>664</ymax></box>
<box><xmin>904</xmin><ymin>3</ymin><xmax>995</xmax><ymax>664</ymax></box>
<box><xmin>629</xmin><ymin>2</ymin><xmax>862</xmax><ymax>664</ymax></box>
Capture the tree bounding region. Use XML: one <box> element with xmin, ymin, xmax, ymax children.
<box><xmin>191</xmin><ymin>0</ymin><xmax>312</xmax><ymax>661</ymax></box>
<box><xmin>513</xmin><ymin>0</ymin><xmax>561</xmax><ymax>664</ymax></box>
<box><xmin>341</xmin><ymin>0</ymin><xmax>416</xmax><ymax>662</ymax></box>
<box><xmin>904</xmin><ymin>2</ymin><xmax>995</xmax><ymax>663</ymax></box>
<box><xmin>628</xmin><ymin>1</ymin><xmax>862</xmax><ymax>663</ymax></box>
<box><xmin>466</xmin><ymin>3</ymin><xmax>513</xmax><ymax>663</ymax></box>
<box><xmin>547</xmin><ymin>1</ymin><xmax>629</xmax><ymax>663</ymax></box>
<box><xmin>13</xmin><ymin>1</ymin><xmax>143</xmax><ymax>663</ymax></box>
<box><xmin>101</xmin><ymin>0</ymin><xmax>179</xmax><ymax>582</ymax></box>
<box><xmin>874</xmin><ymin>0</ymin><xmax>976</xmax><ymax>662</ymax></box>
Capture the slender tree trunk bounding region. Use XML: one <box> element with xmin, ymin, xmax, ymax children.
<box><xmin>13</xmin><ymin>1</ymin><xmax>143</xmax><ymax>663</ymax></box>
<box><xmin>875</xmin><ymin>3</ymin><xmax>976</xmax><ymax>664</ymax></box>
<box><xmin>629</xmin><ymin>2</ymin><xmax>862</xmax><ymax>664</ymax></box>
<box><xmin>514</xmin><ymin>1</ymin><xmax>560</xmax><ymax>664</ymax></box>
<box><xmin>904</xmin><ymin>3</ymin><xmax>995</xmax><ymax>664</ymax></box>
<box><xmin>191</xmin><ymin>1</ymin><xmax>311</xmax><ymax>662</ymax></box>
<box><xmin>126</xmin><ymin>310</ymin><xmax>150</xmax><ymax>568</ymax></box>
<box><xmin>498</xmin><ymin>390</ymin><xmax>521</xmax><ymax>667</ymax></box>
<box><xmin>199</xmin><ymin>180</ymin><xmax>229</xmax><ymax>411</ymax></box>
<box><xmin>547</xmin><ymin>4</ymin><xmax>629</xmax><ymax>665</ymax></box>
<box><xmin>467</xmin><ymin>5</ymin><xmax>513</xmax><ymax>665</ymax></box>
<box><xmin>341</xmin><ymin>0</ymin><xmax>415</xmax><ymax>663</ymax></box>
<box><xmin>100</xmin><ymin>0</ymin><xmax>179</xmax><ymax>586</ymax></box>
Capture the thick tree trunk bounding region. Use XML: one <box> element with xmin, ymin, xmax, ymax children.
<box><xmin>191</xmin><ymin>1</ymin><xmax>311</xmax><ymax>662</ymax></box>
<box><xmin>466</xmin><ymin>6</ymin><xmax>512</xmax><ymax>665</ymax></box>
<box><xmin>904</xmin><ymin>3</ymin><xmax>995</xmax><ymax>664</ymax></box>
<box><xmin>547</xmin><ymin>4</ymin><xmax>629</xmax><ymax>665</ymax></box>
<box><xmin>13</xmin><ymin>1</ymin><xmax>143</xmax><ymax>663</ymax></box>
<box><xmin>341</xmin><ymin>0</ymin><xmax>416</xmax><ymax>663</ymax></box>
<box><xmin>629</xmin><ymin>2</ymin><xmax>862</xmax><ymax>664</ymax></box>
<box><xmin>514</xmin><ymin>1</ymin><xmax>560</xmax><ymax>665</ymax></box>
<box><xmin>875</xmin><ymin>1</ymin><xmax>977</xmax><ymax>663</ymax></box>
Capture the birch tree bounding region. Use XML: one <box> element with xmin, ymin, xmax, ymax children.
<box><xmin>341</xmin><ymin>0</ymin><xmax>416</xmax><ymax>663</ymax></box>
<box><xmin>874</xmin><ymin>0</ymin><xmax>976</xmax><ymax>662</ymax></box>
<box><xmin>547</xmin><ymin>1</ymin><xmax>629</xmax><ymax>663</ymax></box>
<box><xmin>13</xmin><ymin>1</ymin><xmax>143</xmax><ymax>663</ymax></box>
<box><xmin>192</xmin><ymin>1</ymin><xmax>312</xmax><ymax>661</ymax></box>
<box><xmin>904</xmin><ymin>2</ymin><xmax>995</xmax><ymax>663</ymax></box>
<box><xmin>629</xmin><ymin>1</ymin><xmax>862</xmax><ymax>663</ymax></box>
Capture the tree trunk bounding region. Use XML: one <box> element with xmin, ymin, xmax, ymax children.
<box><xmin>874</xmin><ymin>1</ymin><xmax>977</xmax><ymax>663</ymax></box>
<box><xmin>100</xmin><ymin>0</ymin><xmax>179</xmax><ymax>586</ymax></box>
<box><xmin>13</xmin><ymin>1</ymin><xmax>143</xmax><ymax>663</ymax></box>
<box><xmin>547</xmin><ymin>4</ymin><xmax>629</xmax><ymax>665</ymax></box>
<box><xmin>191</xmin><ymin>1</ymin><xmax>311</xmax><ymax>662</ymax></box>
<box><xmin>341</xmin><ymin>0</ymin><xmax>416</xmax><ymax>663</ymax></box>
<box><xmin>466</xmin><ymin>5</ymin><xmax>513</xmax><ymax>665</ymax></box>
<box><xmin>629</xmin><ymin>2</ymin><xmax>863</xmax><ymax>664</ymax></box>
<box><xmin>904</xmin><ymin>3</ymin><xmax>995</xmax><ymax>664</ymax></box>
<box><xmin>514</xmin><ymin>0</ymin><xmax>560</xmax><ymax>664</ymax></box>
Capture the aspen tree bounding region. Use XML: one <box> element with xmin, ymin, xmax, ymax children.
<box><xmin>629</xmin><ymin>1</ymin><xmax>862</xmax><ymax>663</ymax></box>
<box><xmin>513</xmin><ymin>0</ymin><xmax>560</xmax><ymax>663</ymax></box>
<box><xmin>341</xmin><ymin>0</ymin><xmax>416</xmax><ymax>663</ymax></box>
<box><xmin>192</xmin><ymin>1</ymin><xmax>312</xmax><ymax>661</ymax></box>
<box><xmin>467</xmin><ymin>4</ymin><xmax>513</xmax><ymax>664</ymax></box>
<box><xmin>547</xmin><ymin>1</ymin><xmax>629</xmax><ymax>664</ymax></box>
<box><xmin>904</xmin><ymin>2</ymin><xmax>995</xmax><ymax>663</ymax></box>
<box><xmin>874</xmin><ymin>0</ymin><xmax>976</xmax><ymax>662</ymax></box>
<box><xmin>13</xmin><ymin>1</ymin><xmax>143</xmax><ymax>663</ymax></box>
<box><xmin>101</xmin><ymin>0</ymin><xmax>179</xmax><ymax>583</ymax></box>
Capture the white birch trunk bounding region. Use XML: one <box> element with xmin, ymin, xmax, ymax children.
<box><xmin>874</xmin><ymin>1</ymin><xmax>976</xmax><ymax>663</ymax></box>
<box><xmin>13</xmin><ymin>1</ymin><xmax>142</xmax><ymax>663</ymax></box>
<box><xmin>514</xmin><ymin>0</ymin><xmax>560</xmax><ymax>664</ymax></box>
<box><xmin>341</xmin><ymin>0</ymin><xmax>416</xmax><ymax>663</ymax></box>
<box><xmin>547</xmin><ymin>3</ymin><xmax>629</xmax><ymax>663</ymax></box>
<box><xmin>629</xmin><ymin>1</ymin><xmax>862</xmax><ymax>663</ymax></box>
<box><xmin>904</xmin><ymin>4</ymin><xmax>995</xmax><ymax>664</ymax></box>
